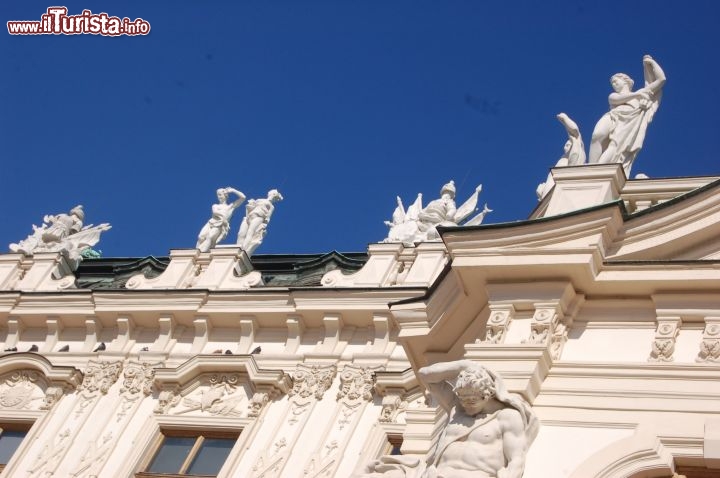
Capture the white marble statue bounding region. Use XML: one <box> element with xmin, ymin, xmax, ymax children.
<box><xmin>536</xmin><ymin>113</ymin><xmax>587</xmax><ymax>199</ymax></box>
<box><xmin>196</xmin><ymin>187</ymin><xmax>246</xmax><ymax>253</ymax></box>
<box><xmin>9</xmin><ymin>205</ymin><xmax>111</xmax><ymax>269</ymax></box>
<box><xmin>588</xmin><ymin>55</ymin><xmax>666</xmax><ymax>175</ymax></box>
<box><xmin>236</xmin><ymin>189</ymin><xmax>283</xmax><ymax>256</ymax></box>
<box><xmin>384</xmin><ymin>181</ymin><xmax>491</xmax><ymax>245</ymax></box>
<box><xmin>356</xmin><ymin>360</ymin><xmax>538</xmax><ymax>478</ymax></box>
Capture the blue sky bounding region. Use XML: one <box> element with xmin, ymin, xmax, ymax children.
<box><xmin>2</xmin><ymin>1</ymin><xmax>719</xmax><ymax>257</ymax></box>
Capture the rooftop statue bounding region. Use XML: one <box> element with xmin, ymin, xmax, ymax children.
<box><xmin>384</xmin><ymin>181</ymin><xmax>491</xmax><ymax>245</ymax></box>
<box><xmin>588</xmin><ymin>55</ymin><xmax>666</xmax><ymax>175</ymax></box>
<box><xmin>236</xmin><ymin>189</ymin><xmax>283</xmax><ymax>256</ymax></box>
<box><xmin>536</xmin><ymin>113</ymin><xmax>586</xmax><ymax>199</ymax></box>
<box><xmin>355</xmin><ymin>360</ymin><xmax>538</xmax><ymax>478</ymax></box>
<box><xmin>196</xmin><ymin>187</ymin><xmax>246</xmax><ymax>253</ymax></box>
<box><xmin>9</xmin><ymin>205</ymin><xmax>111</xmax><ymax>270</ymax></box>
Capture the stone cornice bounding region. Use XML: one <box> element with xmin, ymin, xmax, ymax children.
<box><xmin>0</xmin><ymin>352</ymin><xmax>83</xmax><ymax>389</ymax></box>
<box><xmin>153</xmin><ymin>354</ymin><xmax>291</xmax><ymax>396</ymax></box>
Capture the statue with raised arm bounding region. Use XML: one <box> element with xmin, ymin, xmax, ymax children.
<box><xmin>356</xmin><ymin>360</ymin><xmax>538</xmax><ymax>478</ymax></box>
<box><xmin>9</xmin><ymin>205</ymin><xmax>111</xmax><ymax>270</ymax></box>
<box><xmin>236</xmin><ymin>189</ymin><xmax>283</xmax><ymax>255</ymax></box>
<box><xmin>588</xmin><ymin>55</ymin><xmax>666</xmax><ymax>175</ymax></box>
<box><xmin>383</xmin><ymin>181</ymin><xmax>491</xmax><ymax>244</ymax></box>
<box><xmin>536</xmin><ymin>113</ymin><xmax>587</xmax><ymax>199</ymax></box>
<box><xmin>196</xmin><ymin>187</ymin><xmax>246</xmax><ymax>252</ymax></box>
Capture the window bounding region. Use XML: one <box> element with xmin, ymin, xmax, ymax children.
<box><xmin>384</xmin><ymin>434</ymin><xmax>403</xmax><ymax>456</ymax></box>
<box><xmin>0</xmin><ymin>424</ymin><xmax>30</xmax><ymax>472</ymax></box>
<box><xmin>137</xmin><ymin>431</ymin><xmax>238</xmax><ymax>477</ymax></box>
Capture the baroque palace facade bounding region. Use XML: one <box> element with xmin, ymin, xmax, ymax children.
<box><xmin>1</xmin><ymin>163</ymin><xmax>720</xmax><ymax>478</ymax></box>
<box><xmin>2</xmin><ymin>56</ymin><xmax>720</xmax><ymax>478</ymax></box>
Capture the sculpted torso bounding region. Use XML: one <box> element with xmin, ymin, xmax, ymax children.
<box><xmin>248</xmin><ymin>199</ymin><xmax>274</xmax><ymax>219</ymax></box>
<box><xmin>353</xmin><ymin>361</ymin><xmax>537</xmax><ymax>478</ymax></box>
<box><xmin>421</xmin><ymin>197</ymin><xmax>455</xmax><ymax>224</ymax></box>
<box><xmin>211</xmin><ymin>203</ymin><xmax>234</xmax><ymax>223</ymax></box>
<box><xmin>433</xmin><ymin>409</ymin><xmax>518</xmax><ymax>478</ymax></box>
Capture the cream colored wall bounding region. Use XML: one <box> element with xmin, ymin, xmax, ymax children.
<box><xmin>524</xmin><ymin>425</ymin><xmax>634</xmax><ymax>478</ymax></box>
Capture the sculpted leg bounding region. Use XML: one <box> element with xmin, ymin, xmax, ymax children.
<box><xmin>236</xmin><ymin>218</ymin><xmax>250</xmax><ymax>245</ymax></box>
<box><xmin>589</xmin><ymin>115</ymin><xmax>613</xmax><ymax>163</ymax></box>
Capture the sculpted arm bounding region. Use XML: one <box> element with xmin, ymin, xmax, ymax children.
<box><xmin>557</xmin><ymin>112</ymin><xmax>581</xmax><ymax>138</ymax></box>
<box><xmin>226</xmin><ymin>188</ymin><xmax>247</xmax><ymax>208</ymax></box>
<box><xmin>643</xmin><ymin>55</ymin><xmax>666</xmax><ymax>93</ymax></box>
<box><xmin>608</xmin><ymin>89</ymin><xmax>651</xmax><ymax>107</ymax></box>
<box><xmin>418</xmin><ymin>360</ymin><xmax>474</xmax><ymax>412</ymax></box>
<box><xmin>497</xmin><ymin>409</ymin><xmax>529</xmax><ymax>478</ymax></box>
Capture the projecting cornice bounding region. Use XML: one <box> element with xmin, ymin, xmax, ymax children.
<box><xmin>438</xmin><ymin>177</ymin><xmax>720</xmax><ymax>295</ymax></box>
<box><xmin>154</xmin><ymin>354</ymin><xmax>291</xmax><ymax>397</ymax></box>
<box><xmin>0</xmin><ymin>352</ymin><xmax>83</xmax><ymax>389</ymax></box>
<box><xmin>608</xmin><ymin>177</ymin><xmax>720</xmax><ymax>260</ymax></box>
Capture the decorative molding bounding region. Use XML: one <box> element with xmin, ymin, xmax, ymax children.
<box><xmin>117</xmin><ymin>360</ymin><xmax>158</xmax><ymax>421</ymax></box>
<box><xmin>154</xmin><ymin>354</ymin><xmax>290</xmax><ymax>398</ymax></box>
<box><xmin>304</xmin><ymin>365</ymin><xmax>381</xmax><ymax>478</ymax></box>
<box><xmin>248</xmin><ymin>391</ymin><xmax>269</xmax><ymax>418</ymax></box>
<box><xmin>238</xmin><ymin>316</ymin><xmax>258</xmax><ymax>354</ymax></box>
<box><xmin>41</xmin><ymin>385</ymin><xmax>65</xmax><ymax>410</ymax></box>
<box><xmin>154</xmin><ymin>388</ymin><xmax>181</xmax><ymax>414</ymax></box>
<box><xmin>125</xmin><ymin>248</ymin><xmax>200</xmax><ymax>289</ymax></box>
<box><xmin>285</xmin><ymin>316</ymin><xmax>305</xmax><ymax>354</ymax></box>
<box><xmin>649</xmin><ymin>317</ymin><xmax>681</xmax><ymax>362</ymax></box>
<box><xmin>70</xmin><ymin>431</ymin><xmax>114</xmax><ymax>477</ymax></box>
<box><xmin>374</xmin><ymin>368</ymin><xmax>420</xmax><ymax>424</ymax></box>
<box><xmin>289</xmin><ymin>364</ymin><xmax>337</xmax><ymax>401</ymax></box>
<box><xmin>153</xmin><ymin>355</ymin><xmax>290</xmax><ymax>419</ymax></box>
<box><xmin>379</xmin><ymin>394</ymin><xmax>407</xmax><ymax>423</ymax></box>
<box><xmin>697</xmin><ymin>317</ymin><xmax>720</xmax><ymax>363</ymax></box>
<box><xmin>221</xmin><ymin>269</ymin><xmax>264</xmax><ymax>290</ymax></box>
<box><xmin>78</xmin><ymin>360</ymin><xmax>123</xmax><ymax>397</ymax></box>
<box><xmin>526</xmin><ymin>306</ymin><xmax>559</xmax><ymax>345</ymax></box>
<box><xmin>76</xmin><ymin>360</ymin><xmax>123</xmax><ymax>418</ymax></box>
<box><xmin>0</xmin><ymin>353</ymin><xmax>83</xmax><ymax>404</ymax></box>
<box><xmin>28</xmin><ymin>428</ymin><xmax>72</xmax><ymax>476</ymax></box>
<box><xmin>251</xmin><ymin>364</ymin><xmax>337</xmax><ymax>478</ymax></box>
<box><xmin>13</xmin><ymin>253</ymin><xmax>78</xmax><ymax>292</ymax></box>
<box><xmin>120</xmin><ymin>360</ymin><xmax>156</xmax><ymax>398</ymax></box>
<box><xmin>549</xmin><ymin>322</ymin><xmax>568</xmax><ymax>360</ymax></box>
<box><xmin>178</xmin><ymin>374</ymin><xmax>245</xmax><ymax>417</ymax></box>
<box><xmin>374</xmin><ymin>368</ymin><xmax>421</xmax><ymax>397</ymax></box>
<box><xmin>482</xmin><ymin>304</ymin><xmax>515</xmax><ymax>344</ymax></box>
<box><xmin>337</xmin><ymin>365</ymin><xmax>376</xmax><ymax>404</ymax></box>
<box><xmin>0</xmin><ymin>370</ymin><xmax>44</xmax><ymax>410</ymax></box>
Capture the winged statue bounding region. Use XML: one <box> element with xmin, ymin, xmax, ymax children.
<box><xmin>9</xmin><ymin>205</ymin><xmax>111</xmax><ymax>270</ymax></box>
<box><xmin>384</xmin><ymin>181</ymin><xmax>491</xmax><ymax>245</ymax></box>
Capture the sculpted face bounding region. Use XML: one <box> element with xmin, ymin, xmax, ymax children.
<box><xmin>216</xmin><ymin>189</ymin><xmax>228</xmax><ymax>202</ymax></box>
<box><xmin>457</xmin><ymin>391</ymin><xmax>491</xmax><ymax>416</ymax></box>
<box><xmin>268</xmin><ymin>189</ymin><xmax>283</xmax><ymax>203</ymax></box>
<box><xmin>611</xmin><ymin>78</ymin><xmax>624</xmax><ymax>93</ymax></box>
<box><xmin>610</xmin><ymin>73</ymin><xmax>633</xmax><ymax>93</ymax></box>
<box><xmin>452</xmin><ymin>367</ymin><xmax>497</xmax><ymax>416</ymax></box>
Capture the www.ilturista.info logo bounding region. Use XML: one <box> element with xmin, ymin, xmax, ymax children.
<box><xmin>7</xmin><ymin>7</ymin><xmax>150</xmax><ymax>36</ymax></box>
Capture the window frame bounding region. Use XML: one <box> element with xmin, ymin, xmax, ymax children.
<box><xmin>139</xmin><ymin>429</ymin><xmax>240</xmax><ymax>477</ymax></box>
<box><xmin>383</xmin><ymin>433</ymin><xmax>404</xmax><ymax>456</ymax></box>
<box><xmin>128</xmin><ymin>415</ymin><xmax>252</xmax><ymax>478</ymax></box>
<box><xmin>355</xmin><ymin>421</ymin><xmax>408</xmax><ymax>472</ymax></box>
<box><xmin>0</xmin><ymin>421</ymin><xmax>34</xmax><ymax>473</ymax></box>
